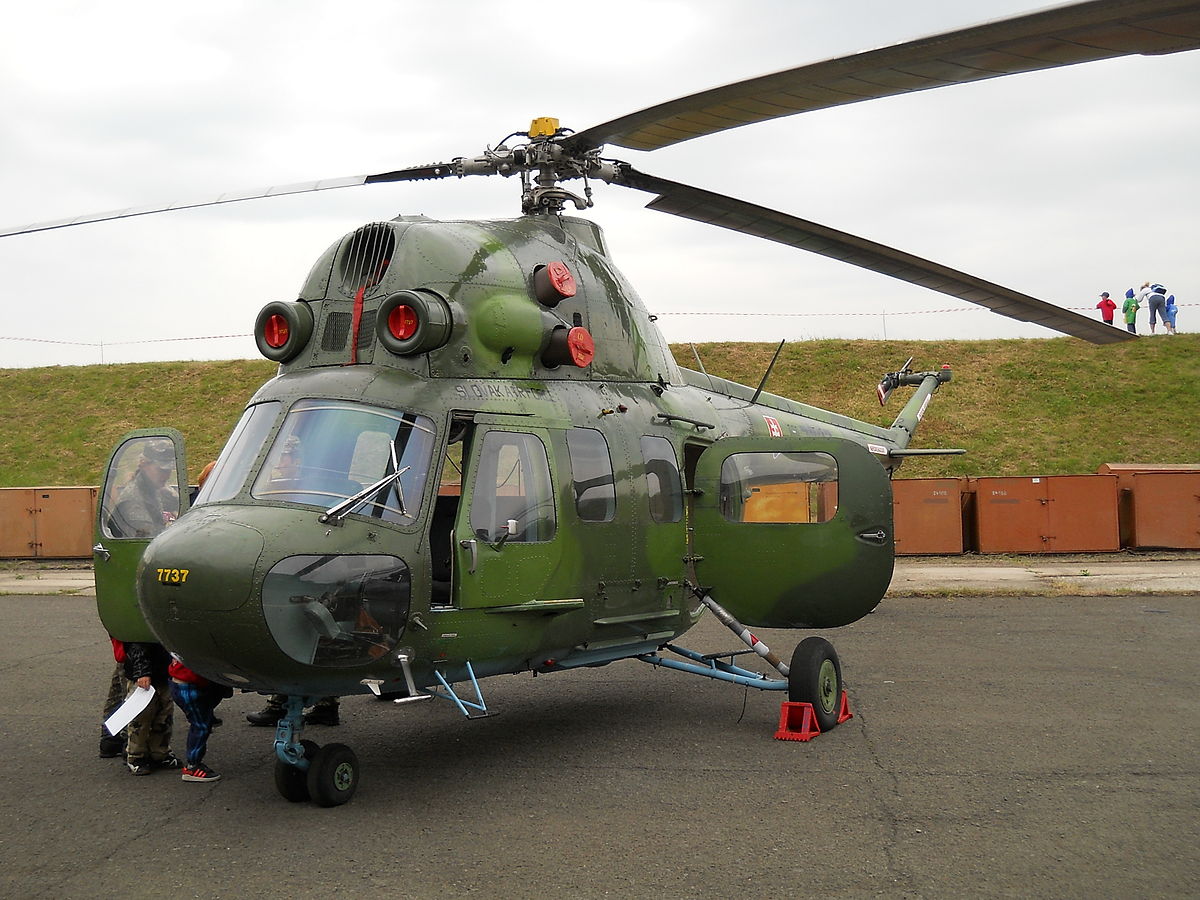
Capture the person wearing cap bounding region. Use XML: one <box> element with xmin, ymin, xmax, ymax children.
<box><xmin>1095</xmin><ymin>291</ymin><xmax>1116</xmax><ymax>325</ymax></box>
<box><xmin>109</xmin><ymin>440</ymin><xmax>180</xmax><ymax>538</ymax></box>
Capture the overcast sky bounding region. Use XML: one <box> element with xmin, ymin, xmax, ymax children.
<box><xmin>1</xmin><ymin>0</ymin><xmax>1196</xmax><ymax>368</ymax></box>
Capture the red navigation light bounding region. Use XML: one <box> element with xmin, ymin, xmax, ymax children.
<box><xmin>263</xmin><ymin>314</ymin><xmax>290</xmax><ymax>349</ymax></box>
<box><xmin>388</xmin><ymin>304</ymin><xmax>419</xmax><ymax>341</ymax></box>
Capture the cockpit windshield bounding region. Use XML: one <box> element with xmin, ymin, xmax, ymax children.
<box><xmin>248</xmin><ymin>400</ymin><xmax>436</xmax><ymax>525</ymax></box>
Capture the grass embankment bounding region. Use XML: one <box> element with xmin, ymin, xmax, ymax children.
<box><xmin>1</xmin><ymin>336</ymin><xmax>1196</xmax><ymax>487</ymax></box>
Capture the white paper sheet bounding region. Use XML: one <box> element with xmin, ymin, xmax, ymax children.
<box><xmin>104</xmin><ymin>685</ymin><xmax>155</xmax><ymax>735</ymax></box>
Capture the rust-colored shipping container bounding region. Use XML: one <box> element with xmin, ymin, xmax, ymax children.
<box><xmin>1127</xmin><ymin>472</ymin><xmax>1200</xmax><ymax>549</ymax></box>
<box><xmin>0</xmin><ymin>486</ymin><xmax>99</xmax><ymax>559</ymax></box>
<box><xmin>1097</xmin><ymin>464</ymin><xmax>1200</xmax><ymax>547</ymax></box>
<box><xmin>0</xmin><ymin>488</ymin><xmax>38</xmax><ymax>558</ymax></box>
<box><xmin>972</xmin><ymin>475</ymin><xmax>1119</xmax><ymax>553</ymax></box>
<box><xmin>892</xmin><ymin>478</ymin><xmax>965</xmax><ymax>555</ymax></box>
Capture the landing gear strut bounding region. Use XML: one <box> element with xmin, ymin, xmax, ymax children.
<box><xmin>272</xmin><ymin>696</ymin><xmax>360</xmax><ymax>807</ymax></box>
<box><xmin>638</xmin><ymin>588</ymin><xmax>848</xmax><ymax>734</ymax></box>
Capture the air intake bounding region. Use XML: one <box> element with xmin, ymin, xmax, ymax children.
<box><xmin>339</xmin><ymin>223</ymin><xmax>396</xmax><ymax>296</ymax></box>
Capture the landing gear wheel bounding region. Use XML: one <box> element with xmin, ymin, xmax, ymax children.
<box><xmin>306</xmin><ymin>742</ymin><xmax>359</xmax><ymax>807</ymax></box>
<box><xmin>274</xmin><ymin>739</ymin><xmax>319</xmax><ymax>803</ymax></box>
<box><xmin>789</xmin><ymin>637</ymin><xmax>843</xmax><ymax>733</ymax></box>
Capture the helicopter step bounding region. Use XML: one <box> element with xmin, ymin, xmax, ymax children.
<box><xmin>361</xmin><ymin>654</ymin><xmax>432</xmax><ymax>706</ymax></box>
<box><xmin>427</xmin><ymin>660</ymin><xmax>491</xmax><ymax>719</ymax></box>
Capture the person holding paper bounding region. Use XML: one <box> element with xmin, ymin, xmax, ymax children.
<box><xmin>120</xmin><ymin>641</ymin><xmax>179</xmax><ymax>775</ymax></box>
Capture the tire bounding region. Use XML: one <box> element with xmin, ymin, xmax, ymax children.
<box><xmin>788</xmin><ymin>637</ymin><xmax>843</xmax><ymax>732</ymax></box>
<box><xmin>273</xmin><ymin>739</ymin><xmax>319</xmax><ymax>803</ymax></box>
<box><xmin>306</xmin><ymin>742</ymin><xmax>360</xmax><ymax>807</ymax></box>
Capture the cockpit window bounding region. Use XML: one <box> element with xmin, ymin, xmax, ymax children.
<box><xmin>194</xmin><ymin>402</ymin><xmax>282</xmax><ymax>505</ymax></box>
<box><xmin>250</xmin><ymin>400</ymin><xmax>436</xmax><ymax>525</ymax></box>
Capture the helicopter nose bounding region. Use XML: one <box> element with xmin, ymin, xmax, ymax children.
<box><xmin>139</xmin><ymin>509</ymin><xmax>265</xmax><ymax>613</ymax></box>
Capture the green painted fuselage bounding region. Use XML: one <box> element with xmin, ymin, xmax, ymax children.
<box><xmin>129</xmin><ymin>214</ymin><xmax>921</xmax><ymax>699</ymax></box>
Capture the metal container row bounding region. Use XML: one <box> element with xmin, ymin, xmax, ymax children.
<box><xmin>2</xmin><ymin>467</ymin><xmax>1197</xmax><ymax>559</ymax></box>
<box><xmin>894</xmin><ymin>467</ymin><xmax>1200</xmax><ymax>555</ymax></box>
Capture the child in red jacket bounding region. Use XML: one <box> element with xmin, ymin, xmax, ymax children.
<box><xmin>168</xmin><ymin>656</ymin><xmax>233</xmax><ymax>783</ymax></box>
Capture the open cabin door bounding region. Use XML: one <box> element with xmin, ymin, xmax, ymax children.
<box><xmin>691</xmin><ymin>435</ymin><xmax>893</xmax><ymax>628</ymax></box>
<box><xmin>94</xmin><ymin>428</ymin><xmax>188</xmax><ymax>642</ymax></box>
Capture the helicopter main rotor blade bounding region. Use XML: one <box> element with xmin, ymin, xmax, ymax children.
<box><xmin>0</xmin><ymin>163</ymin><xmax>462</xmax><ymax>238</ymax></box>
<box><xmin>567</xmin><ymin>0</ymin><xmax>1200</xmax><ymax>153</ymax></box>
<box><xmin>618</xmin><ymin>168</ymin><xmax>1132</xmax><ymax>345</ymax></box>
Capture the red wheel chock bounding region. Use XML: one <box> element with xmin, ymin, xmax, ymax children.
<box><xmin>774</xmin><ymin>691</ymin><xmax>853</xmax><ymax>742</ymax></box>
<box><xmin>774</xmin><ymin>702</ymin><xmax>819</xmax><ymax>741</ymax></box>
<box><xmin>836</xmin><ymin>690</ymin><xmax>853</xmax><ymax>724</ymax></box>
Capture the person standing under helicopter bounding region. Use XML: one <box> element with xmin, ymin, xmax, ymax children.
<box><xmin>246</xmin><ymin>694</ymin><xmax>340</xmax><ymax>727</ymax></box>
<box><xmin>1095</xmin><ymin>291</ymin><xmax>1116</xmax><ymax>325</ymax></box>
<box><xmin>169</xmin><ymin>653</ymin><xmax>233</xmax><ymax>782</ymax></box>
<box><xmin>121</xmin><ymin>639</ymin><xmax>180</xmax><ymax>775</ymax></box>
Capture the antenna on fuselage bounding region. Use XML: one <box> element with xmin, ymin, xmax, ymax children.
<box><xmin>750</xmin><ymin>339</ymin><xmax>786</xmax><ymax>406</ymax></box>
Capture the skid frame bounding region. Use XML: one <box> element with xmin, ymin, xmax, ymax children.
<box><xmin>637</xmin><ymin>643</ymin><xmax>788</xmax><ymax>691</ymax></box>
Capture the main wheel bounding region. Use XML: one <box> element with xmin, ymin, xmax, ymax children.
<box><xmin>306</xmin><ymin>742</ymin><xmax>359</xmax><ymax>807</ymax></box>
<box><xmin>274</xmin><ymin>739</ymin><xmax>319</xmax><ymax>803</ymax></box>
<box><xmin>788</xmin><ymin>637</ymin><xmax>843</xmax><ymax>733</ymax></box>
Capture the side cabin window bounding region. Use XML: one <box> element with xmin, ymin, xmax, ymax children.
<box><xmin>470</xmin><ymin>431</ymin><xmax>556</xmax><ymax>543</ymax></box>
<box><xmin>720</xmin><ymin>451</ymin><xmax>838</xmax><ymax>524</ymax></box>
<box><xmin>566</xmin><ymin>428</ymin><xmax>616</xmax><ymax>522</ymax></box>
<box><xmin>640</xmin><ymin>435</ymin><xmax>683</xmax><ymax>524</ymax></box>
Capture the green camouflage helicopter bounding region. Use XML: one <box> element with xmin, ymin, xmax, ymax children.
<box><xmin>7</xmin><ymin>0</ymin><xmax>1198</xmax><ymax>806</ymax></box>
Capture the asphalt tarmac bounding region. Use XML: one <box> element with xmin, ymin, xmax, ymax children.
<box><xmin>1</xmin><ymin>588</ymin><xmax>1197</xmax><ymax>899</ymax></box>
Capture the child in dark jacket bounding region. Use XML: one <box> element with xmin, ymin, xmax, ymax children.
<box><xmin>121</xmin><ymin>641</ymin><xmax>178</xmax><ymax>775</ymax></box>
<box><xmin>168</xmin><ymin>656</ymin><xmax>233</xmax><ymax>782</ymax></box>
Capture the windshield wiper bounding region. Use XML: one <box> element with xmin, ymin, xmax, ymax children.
<box><xmin>319</xmin><ymin>455</ymin><xmax>410</xmax><ymax>525</ymax></box>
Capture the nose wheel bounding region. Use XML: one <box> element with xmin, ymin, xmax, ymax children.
<box><xmin>272</xmin><ymin>697</ymin><xmax>361</xmax><ymax>807</ymax></box>
<box><xmin>274</xmin><ymin>739</ymin><xmax>319</xmax><ymax>802</ymax></box>
<box><xmin>304</xmin><ymin>743</ymin><xmax>360</xmax><ymax>807</ymax></box>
